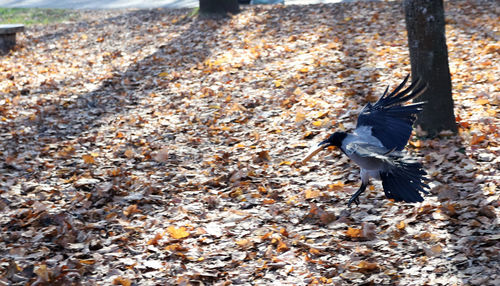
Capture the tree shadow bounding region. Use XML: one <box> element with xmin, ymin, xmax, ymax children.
<box><xmin>2</xmin><ymin>8</ymin><xmax>230</xmax><ymax>177</ymax></box>
<box><xmin>0</xmin><ymin>8</ymin><xmax>232</xmax><ymax>284</ymax></box>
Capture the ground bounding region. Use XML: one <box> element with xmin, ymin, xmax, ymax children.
<box><xmin>0</xmin><ymin>0</ymin><xmax>498</xmax><ymax>285</ymax></box>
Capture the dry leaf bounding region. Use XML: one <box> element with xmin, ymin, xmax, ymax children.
<box><xmin>346</xmin><ymin>227</ymin><xmax>362</xmax><ymax>238</ymax></box>
<box><xmin>153</xmin><ymin>147</ymin><xmax>170</xmax><ymax>163</ymax></box>
<box><xmin>124</xmin><ymin>149</ymin><xmax>135</xmax><ymax>158</ymax></box>
<box><xmin>167</xmin><ymin>226</ymin><xmax>190</xmax><ymax>240</ymax></box>
<box><xmin>396</xmin><ymin>221</ymin><xmax>406</xmax><ymax>230</ymax></box>
<box><xmin>82</xmin><ymin>154</ymin><xmax>95</xmax><ymax>164</ymax></box>
<box><xmin>356</xmin><ymin>261</ymin><xmax>379</xmax><ymax>273</ymax></box>
<box><xmin>305</xmin><ymin>189</ymin><xmax>321</xmax><ymax>199</ymax></box>
<box><xmin>113</xmin><ymin>277</ymin><xmax>132</xmax><ymax>286</ymax></box>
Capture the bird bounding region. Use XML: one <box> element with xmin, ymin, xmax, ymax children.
<box><xmin>302</xmin><ymin>75</ymin><xmax>429</xmax><ymax>207</ymax></box>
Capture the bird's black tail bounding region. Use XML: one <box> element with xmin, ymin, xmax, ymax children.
<box><xmin>380</xmin><ymin>156</ymin><xmax>429</xmax><ymax>203</ymax></box>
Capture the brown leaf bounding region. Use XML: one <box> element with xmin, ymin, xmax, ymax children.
<box><xmin>356</xmin><ymin>261</ymin><xmax>380</xmax><ymax>273</ymax></box>
<box><xmin>423</xmin><ymin>244</ymin><xmax>443</xmax><ymax>257</ymax></box>
<box><xmin>148</xmin><ymin>232</ymin><xmax>163</xmax><ymax>245</ymax></box>
<box><xmin>255</xmin><ymin>150</ymin><xmax>271</xmax><ymax>162</ymax></box>
<box><xmin>123</xmin><ymin>204</ymin><xmax>141</xmax><ymax>216</ymax></box>
<box><xmin>153</xmin><ymin>147</ymin><xmax>170</xmax><ymax>163</ymax></box>
<box><xmin>236</xmin><ymin>238</ymin><xmax>254</xmax><ymax>249</ymax></box>
<box><xmin>113</xmin><ymin>277</ymin><xmax>132</xmax><ymax>286</ymax></box>
<box><xmin>82</xmin><ymin>154</ymin><xmax>95</xmax><ymax>164</ymax></box>
<box><xmin>124</xmin><ymin>149</ymin><xmax>135</xmax><ymax>158</ymax></box>
<box><xmin>345</xmin><ymin>227</ymin><xmax>362</xmax><ymax>238</ymax></box>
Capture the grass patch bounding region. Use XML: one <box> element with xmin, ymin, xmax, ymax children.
<box><xmin>0</xmin><ymin>8</ymin><xmax>78</xmax><ymax>25</ymax></box>
<box><xmin>188</xmin><ymin>7</ymin><xmax>199</xmax><ymax>17</ymax></box>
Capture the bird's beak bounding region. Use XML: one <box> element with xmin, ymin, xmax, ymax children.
<box><xmin>302</xmin><ymin>140</ymin><xmax>330</xmax><ymax>164</ymax></box>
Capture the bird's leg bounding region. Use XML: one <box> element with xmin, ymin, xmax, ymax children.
<box><xmin>348</xmin><ymin>183</ymin><xmax>367</xmax><ymax>207</ymax></box>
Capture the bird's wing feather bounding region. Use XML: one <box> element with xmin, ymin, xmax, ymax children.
<box><xmin>356</xmin><ymin>75</ymin><xmax>427</xmax><ymax>151</ymax></box>
<box><xmin>345</xmin><ymin>143</ymin><xmax>429</xmax><ymax>203</ymax></box>
<box><xmin>344</xmin><ymin>143</ymin><xmax>394</xmax><ymax>171</ymax></box>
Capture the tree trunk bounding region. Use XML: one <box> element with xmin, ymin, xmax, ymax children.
<box><xmin>404</xmin><ymin>0</ymin><xmax>457</xmax><ymax>135</ymax></box>
<box><xmin>199</xmin><ymin>0</ymin><xmax>239</xmax><ymax>15</ymax></box>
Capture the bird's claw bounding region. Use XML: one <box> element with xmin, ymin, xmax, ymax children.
<box><xmin>347</xmin><ymin>197</ymin><xmax>360</xmax><ymax>208</ymax></box>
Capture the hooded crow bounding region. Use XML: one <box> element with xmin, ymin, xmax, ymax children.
<box><xmin>302</xmin><ymin>75</ymin><xmax>429</xmax><ymax>206</ymax></box>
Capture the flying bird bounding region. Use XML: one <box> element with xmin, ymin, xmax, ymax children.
<box><xmin>302</xmin><ymin>75</ymin><xmax>429</xmax><ymax>206</ymax></box>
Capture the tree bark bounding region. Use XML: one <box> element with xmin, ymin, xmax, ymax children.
<box><xmin>199</xmin><ymin>0</ymin><xmax>240</xmax><ymax>15</ymax></box>
<box><xmin>404</xmin><ymin>0</ymin><xmax>457</xmax><ymax>135</ymax></box>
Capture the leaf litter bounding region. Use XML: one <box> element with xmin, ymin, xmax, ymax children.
<box><xmin>0</xmin><ymin>0</ymin><xmax>498</xmax><ymax>285</ymax></box>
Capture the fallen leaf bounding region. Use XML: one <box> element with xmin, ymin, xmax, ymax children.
<box><xmin>153</xmin><ymin>147</ymin><xmax>169</xmax><ymax>163</ymax></box>
<box><xmin>277</xmin><ymin>240</ymin><xmax>289</xmax><ymax>252</ymax></box>
<box><xmin>124</xmin><ymin>149</ymin><xmax>135</xmax><ymax>158</ymax></box>
<box><xmin>167</xmin><ymin>226</ymin><xmax>190</xmax><ymax>240</ymax></box>
<box><xmin>356</xmin><ymin>261</ymin><xmax>379</xmax><ymax>273</ymax></box>
<box><xmin>305</xmin><ymin>189</ymin><xmax>321</xmax><ymax>199</ymax></box>
<box><xmin>113</xmin><ymin>277</ymin><xmax>132</xmax><ymax>286</ymax></box>
<box><xmin>345</xmin><ymin>227</ymin><xmax>362</xmax><ymax>238</ymax></box>
<box><xmin>82</xmin><ymin>154</ymin><xmax>95</xmax><ymax>164</ymax></box>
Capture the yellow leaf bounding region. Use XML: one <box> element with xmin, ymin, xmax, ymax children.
<box><xmin>305</xmin><ymin>189</ymin><xmax>321</xmax><ymax>199</ymax></box>
<box><xmin>82</xmin><ymin>154</ymin><xmax>95</xmax><ymax>164</ymax></box>
<box><xmin>167</xmin><ymin>226</ymin><xmax>190</xmax><ymax>239</ymax></box>
<box><xmin>158</xmin><ymin>72</ymin><xmax>169</xmax><ymax>77</ymax></box>
<box><xmin>295</xmin><ymin>110</ymin><xmax>306</xmax><ymax>123</ymax></box>
<box><xmin>274</xmin><ymin>80</ymin><xmax>282</xmax><ymax>88</ymax></box>
<box><xmin>316</xmin><ymin>110</ymin><xmax>329</xmax><ymax>119</ymax></box>
<box><xmin>410</xmin><ymin>140</ymin><xmax>422</xmax><ymax>148</ymax></box>
<box><xmin>299</xmin><ymin>67</ymin><xmax>309</xmax><ymax>73</ymax></box>
<box><xmin>277</xmin><ymin>240</ymin><xmax>289</xmax><ymax>252</ymax></box>
<box><xmin>293</xmin><ymin>87</ymin><xmax>302</xmax><ymax>96</ymax></box>
<box><xmin>79</xmin><ymin>259</ymin><xmax>95</xmax><ymax>265</ymax></box>
<box><xmin>312</xmin><ymin>120</ymin><xmax>322</xmax><ymax>127</ymax></box>
<box><xmin>236</xmin><ymin>238</ymin><xmax>253</xmax><ymax>248</ymax></box>
<box><xmin>475</xmin><ymin>98</ymin><xmax>489</xmax><ymax>105</ymax></box>
<box><xmin>328</xmin><ymin>181</ymin><xmax>344</xmax><ymax>190</ymax></box>
<box><xmin>396</xmin><ymin>221</ymin><xmax>406</xmax><ymax>230</ymax></box>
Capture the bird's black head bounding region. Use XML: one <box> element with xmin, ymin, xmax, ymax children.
<box><xmin>320</xmin><ymin>131</ymin><xmax>348</xmax><ymax>148</ymax></box>
<box><xmin>302</xmin><ymin>131</ymin><xmax>348</xmax><ymax>164</ymax></box>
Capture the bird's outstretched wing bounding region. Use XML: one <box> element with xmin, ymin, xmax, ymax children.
<box><xmin>356</xmin><ymin>75</ymin><xmax>427</xmax><ymax>151</ymax></box>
